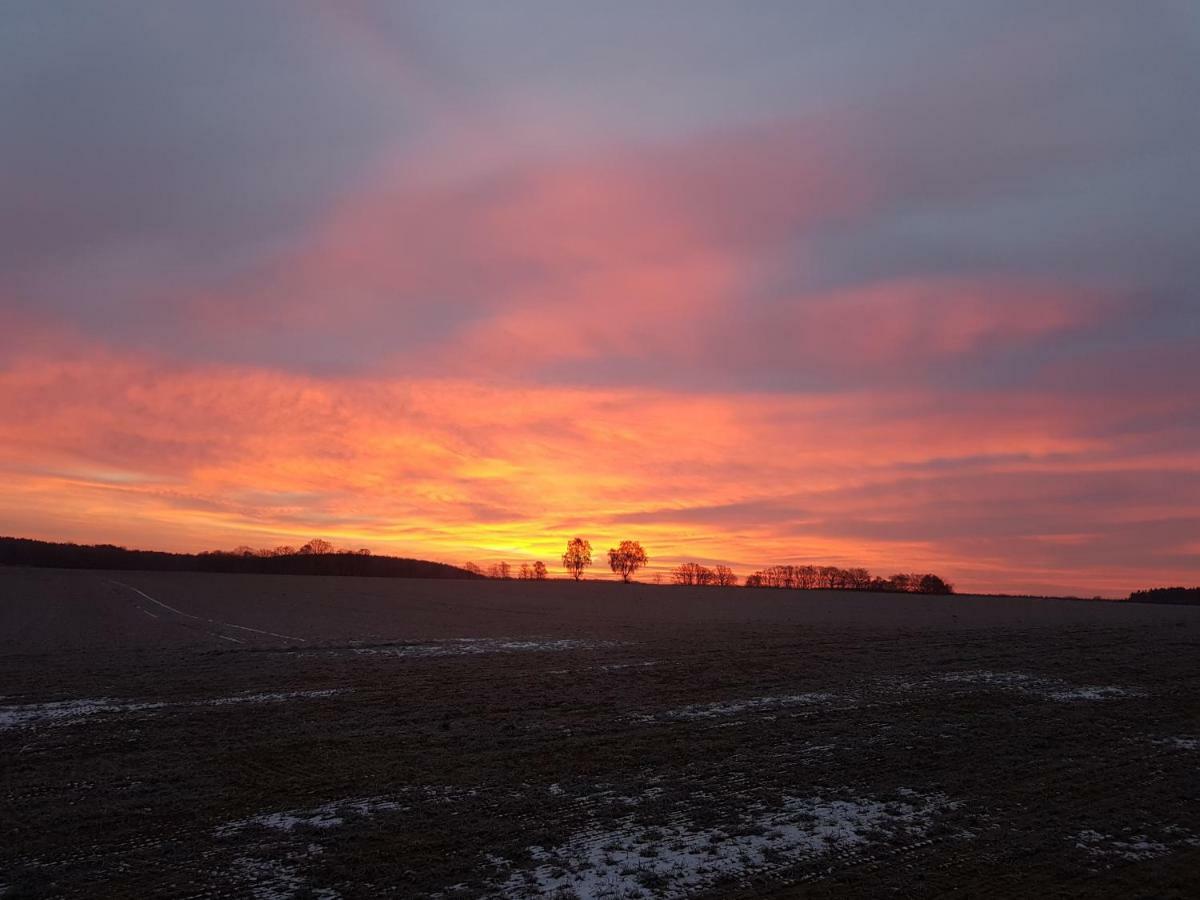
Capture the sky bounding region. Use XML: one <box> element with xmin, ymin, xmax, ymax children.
<box><xmin>2</xmin><ymin>1</ymin><xmax>1199</xmax><ymax>596</ymax></box>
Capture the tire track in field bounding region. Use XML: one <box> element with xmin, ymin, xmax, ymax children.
<box><xmin>107</xmin><ymin>580</ymin><xmax>306</xmax><ymax>644</ymax></box>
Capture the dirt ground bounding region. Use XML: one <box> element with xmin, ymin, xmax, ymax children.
<box><xmin>2</xmin><ymin>567</ymin><xmax>1198</xmax><ymax>898</ymax></box>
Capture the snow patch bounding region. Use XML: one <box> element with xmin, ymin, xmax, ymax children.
<box><xmin>0</xmin><ymin>698</ymin><xmax>166</xmax><ymax>730</ymax></box>
<box><xmin>217</xmin><ymin>787</ymin><xmax>475</xmax><ymax>837</ymax></box>
<box><xmin>1046</xmin><ymin>686</ymin><xmax>1143</xmax><ymax>702</ymax></box>
<box><xmin>636</xmin><ymin>693</ymin><xmax>841</xmax><ymax>723</ymax></box>
<box><xmin>1073</xmin><ymin>823</ymin><xmax>1200</xmax><ymax>868</ymax></box>
<box><xmin>348</xmin><ymin>638</ymin><xmax>618</xmax><ymax>659</ymax></box>
<box><xmin>1154</xmin><ymin>736</ymin><xmax>1199</xmax><ymax>751</ymax></box>
<box><xmin>488</xmin><ymin>791</ymin><xmax>955</xmax><ymax>899</ymax></box>
<box><xmin>939</xmin><ymin>671</ymin><xmax>1145</xmax><ymax>703</ymax></box>
<box><xmin>598</xmin><ymin>661</ymin><xmax>658</xmax><ymax>671</ymax></box>
<box><xmin>218</xmin><ymin>797</ymin><xmax>403</xmax><ymax>836</ymax></box>
<box><xmin>0</xmin><ymin>689</ymin><xmax>346</xmax><ymax>731</ymax></box>
<box><xmin>203</xmin><ymin>689</ymin><xmax>346</xmax><ymax>706</ymax></box>
<box><xmin>229</xmin><ymin>843</ymin><xmax>339</xmax><ymax>899</ymax></box>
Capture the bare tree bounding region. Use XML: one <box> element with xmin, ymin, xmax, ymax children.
<box><xmin>299</xmin><ymin>538</ymin><xmax>335</xmax><ymax>555</ymax></box>
<box><xmin>463</xmin><ymin>561</ymin><xmax>483</xmax><ymax>576</ymax></box>
<box><xmin>562</xmin><ymin>538</ymin><xmax>593</xmax><ymax>581</ymax></box>
<box><xmin>607</xmin><ymin>541</ymin><xmax>648</xmax><ymax>583</ymax></box>
<box><xmin>532</xmin><ymin>560</ymin><xmax>548</xmax><ymax>580</ymax></box>
<box><xmin>488</xmin><ymin>561</ymin><xmax>512</xmax><ymax>579</ymax></box>
<box><xmin>518</xmin><ymin>562</ymin><xmax>532</xmax><ymax>580</ymax></box>
<box><xmin>845</xmin><ymin>567</ymin><xmax>870</xmax><ymax>589</ymax></box>
<box><xmin>741</xmin><ymin>561</ymin><xmax>952</xmax><ymax>595</ymax></box>
<box><xmin>672</xmin><ymin>562</ymin><xmax>714</xmax><ymax>585</ymax></box>
<box><xmin>760</xmin><ymin>565</ymin><xmax>793</xmax><ymax>588</ymax></box>
<box><xmin>712</xmin><ymin>564</ymin><xmax>738</xmax><ymax>586</ymax></box>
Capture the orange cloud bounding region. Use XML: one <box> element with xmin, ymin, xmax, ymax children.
<box><xmin>2</xmin><ymin>332</ymin><xmax>1196</xmax><ymax>597</ymax></box>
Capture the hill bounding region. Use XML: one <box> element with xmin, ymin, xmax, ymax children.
<box><xmin>0</xmin><ymin>536</ymin><xmax>479</xmax><ymax>580</ymax></box>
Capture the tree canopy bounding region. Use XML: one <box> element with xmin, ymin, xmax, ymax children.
<box><xmin>607</xmin><ymin>540</ymin><xmax>648</xmax><ymax>583</ymax></box>
<box><xmin>562</xmin><ymin>537</ymin><xmax>593</xmax><ymax>580</ymax></box>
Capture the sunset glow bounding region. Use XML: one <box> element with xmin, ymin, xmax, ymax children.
<box><xmin>3</xmin><ymin>3</ymin><xmax>1198</xmax><ymax>595</ymax></box>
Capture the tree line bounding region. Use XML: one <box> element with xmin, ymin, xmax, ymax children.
<box><xmin>1126</xmin><ymin>586</ymin><xmax>1200</xmax><ymax>606</ymax></box>
<box><xmin>464</xmin><ymin>538</ymin><xmax>650</xmax><ymax>583</ymax></box>
<box><xmin>743</xmin><ymin>565</ymin><xmax>952</xmax><ymax>594</ymax></box>
<box><xmin>0</xmin><ymin>536</ymin><xmax>477</xmax><ymax>580</ymax></box>
<box><xmin>4</xmin><ymin>533</ymin><xmax>955</xmax><ymax>594</ymax></box>
<box><xmin>201</xmin><ymin>538</ymin><xmax>371</xmax><ymax>558</ymax></box>
<box><xmin>670</xmin><ymin>562</ymin><xmax>738</xmax><ymax>586</ymax></box>
<box><xmin>469</xmin><ymin>537</ymin><xmax>953</xmax><ymax>594</ymax></box>
<box><xmin>462</xmin><ymin>560</ymin><xmax>550</xmax><ymax>580</ymax></box>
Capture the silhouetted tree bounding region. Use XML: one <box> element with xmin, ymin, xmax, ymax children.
<box><xmin>759</xmin><ymin>565</ymin><xmax>794</xmax><ymax>588</ymax></box>
<box><xmin>918</xmin><ymin>573</ymin><xmax>953</xmax><ymax>594</ymax></box>
<box><xmin>532</xmin><ymin>560</ymin><xmax>548</xmax><ymax>580</ymax></box>
<box><xmin>488</xmin><ymin>561</ymin><xmax>512</xmax><ymax>579</ymax></box>
<box><xmin>741</xmin><ymin>562</ymin><xmax>951</xmax><ymax>595</ymax></box>
<box><xmin>672</xmin><ymin>562</ymin><xmax>714</xmax><ymax>585</ymax></box>
<box><xmin>463</xmin><ymin>561</ymin><xmax>483</xmax><ymax>576</ymax></box>
<box><xmin>562</xmin><ymin>538</ymin><xmax>593</xmax><ymax>581</ymax></box>
<box><xmin>300</xmin><ymin>538</ymin><xmax>335</xmax><ymax>555</ymax></box>
<box><xmin>1127</xmin><ymin>586</ymin><xmax>1200</xmax><ymax>605</ymax></box>
<box><xmin>846</xmin><ymin>567</ymin><xmax>871</xmax><ymax>589</ymax></box>
<box><xmin>518</xmin><ymin>562</ymin><xmax>532</xmax><ymax>580</ymax></box>
<box><xmin>608</xmin><ymin>541</ymin><xmax>648</xmax><ymax>583</ymax></box>
<box><xmin>713</xmin><ymin>564</ymin><xmax>738</xmax><ymax>586</ymax></box>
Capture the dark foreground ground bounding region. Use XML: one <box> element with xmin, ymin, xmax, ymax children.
<box><xmin>2</xmin><ymin>568</ymin><xmax>1198</xmax><ymax>899</ymax></box>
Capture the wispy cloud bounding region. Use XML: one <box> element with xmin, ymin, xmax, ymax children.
<box><xmin>2</xmin><ymin>2</ymin><xmax>1198</xmax><ymax>595</ymax></box>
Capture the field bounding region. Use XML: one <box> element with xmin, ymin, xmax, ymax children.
<box><xmin>2</xmin><ymin>567</ymin><xmax>1198</xmax><ymax>898</ymax></box>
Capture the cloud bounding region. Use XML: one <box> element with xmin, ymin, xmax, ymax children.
<box><xmin>0</xmin><ymin>1</ymin><xmax>419</xmax><ymax>318</ymax></box>
<box><xmin>3</xmin><ymin>2</ymin><xmax>1198</xmax><ymax>595</ymax></box>
<box><xmin>2</xmin><ymin>335</ymin><xmax>1197</xmax><ymax>595</ymax></box>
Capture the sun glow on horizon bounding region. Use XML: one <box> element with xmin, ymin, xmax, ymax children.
<box><xmin>2</xmin><ymin>4</ymin><xmax>1197</xmax><ymax>598</ymax></box>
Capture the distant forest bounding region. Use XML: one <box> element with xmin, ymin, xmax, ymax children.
<box><xmin>0</xmin><ymin>536</ymin><xmax>479</xmax><ymax>580</ymax></box>
<box><xmin>1126</xmin><ymin>586</ymin><xmax>1200</xmax><ymax>606</ymax></box>
<box><xmin>13</xmin><ymin>535</ymin><xmax>1186</xmax><ymax>602</ymax></box>
<box><xmin>740</xmin><ymin>564</ymin><xmax>952</xmax><ymax>594</ymax></box>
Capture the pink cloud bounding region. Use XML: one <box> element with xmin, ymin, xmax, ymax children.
<box><xmin>788</xmin><ymin>277</ymin><xmax>1100</xmax><ymax>360</ymax></box>
<box><xmin>173</xmin><ymin>118</ymin><xmax>862</xmax><ymax>372</ymax></box>
<box><xmin>2</xmin><ymin>330</ymin><xmax>1196</xmax><ymax>596</ymax></box>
